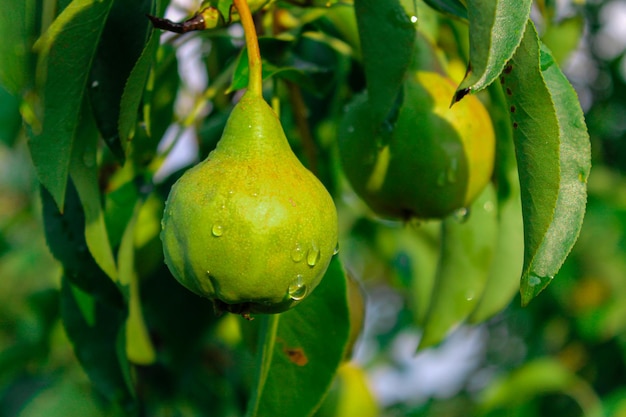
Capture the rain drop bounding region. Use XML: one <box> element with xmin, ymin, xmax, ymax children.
<box><xmin>291</xmin><ymin>243</ymin><xmax>305</xmax><ymax>263</ymax></box>
<box><xmin>528</xmin><ymin>274</ymin><xmax>541</xmax><ymax>287</ymax></box>
<box><xmin>483</xmin><ymin>200</ymin><xmax>495</xmax><ymax>213</ymax></box>
<box><xmin>333</xmin><ymin>242</ymin><xmax>339</xmax><ymax>256</ymax></box>
<box><xmin>288</xmin><ymin>275</ymin><xmax>307</xmax><ymax>301</ymax></box>
<box><xmin>465</xmin><ymin>290</ymin><xmax>475</xmax><ymax>301</ymax></box>
<box><xmin>211</xmin><ymin>224</ymin><xmax>224</xmax><ymax>237</ymax></box>
<box><xmin>453</xmin><ymin>207</ymin><xmax>470</xmax><ymax>223</ymax></box>
<box><xmin>307</xmin><ymin>243</ymin><xmax>321</xmax><ymax>267</ymax></box>
<box><xmin>91</xmin><ymin>80</ymin><xmax>99</xmax><ymax>88</ymax></box>
<box><xmin>410</xmin><ymin>15</ymin><xmax>418</xmax><ymax>23</ymax></box>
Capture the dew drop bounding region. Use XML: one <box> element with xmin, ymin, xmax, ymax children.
<box><xmin>453</xmin><ymin>207</ymin><xmax>470</xmax><ymax>223</ymax></box>
<box><xmin>291</xmin><ymin>243</ymin><xmax>305</xmax><ymax>263</ymax></box>
<box><xmin>347</xmin><ymin>125</ymin><xmax>355</xmax><ymax>133</ymax></box>
<box><xmin>288</xmin><ymin>275</ymin><xmax>307</xmax><ymax>301</ymax></box>
<box><xmin>211</xmin><ymin>224</ymin><xmax>224</xmax><ymax>237</ymax></box>
<box><xmin>465</xmin><ymin>290</ymin><xmax>475</xmax><ymax>301</ymax></box>
<box><xmin>91</xmin><ymin>80</ymin><xmax>99</xmax><ymax>88</ymax></box>
<box><xmin>483</xmin><ymin>200</ymin><xmax>495</xmax><ymax>213</ymax></box>
<box><xmin>528</xmin><ymin>273</ymin><xmax>554</xmax><ymax>287</ymax></box>
<box><xmin>307</xmin><ymin>243</ymin><xmax>321</xmax><ymax>267</ymax></box>
<box><xmin>333</xmin><ymin>242</ymin><xmax>339</xmax><ymax>256</ymax></box>
<box><xmin>410</xmin><ymin>15</ymin><xmax>418</xmax><ymax>23</ymax></box>
<box><xmin>528</xmin><ymin>274</ymin><xmax>542</xmax><ymax>287</ymax></box>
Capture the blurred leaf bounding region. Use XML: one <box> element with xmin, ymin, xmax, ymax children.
<box><xmin>249</xmin><ymin>256</ymin><xmax>350</xmax><ymax>417</ymax></box>
<box><xmin>501</xmin><ymin>22</ymin><xmax>590</xmax><ymax>305</ymax></box>
<box><xmin>60</xmin><ymin>278</ymin><xmax>136</xmax><ymax>411</ymax></box>
<box><xmin>89</xmin><ymin>0</ymin><xmax>155</xmax><ymax>159</ymax></box>
<box><xmin>456</xmin><ymin>0</ymin><xmax>531</xmax><ymax>96</ymax></box>
<box><xmin>478</xmin><ymin>358</ymin><xmax>601</xmax><ymax>415</ymax></box>
<box><xmin>375</xmin><ymin>223</ymin><xmax>440</xmax><ymax>326</ymax></box>
<box><xmin>0</xmin><ymin>86</ymin><xmax>22</xmax><ymax>146</ymax></box>
<box><xmin>29</xmin><ymin>0</ymin><xmax>113</xmax><ymax>210</ymax></box>
<box><xmin>469</xmin><ymin>82</ymin><xmax>523</xmax><ymax>323</ymax></box>
<box><xmin>0</xmin><ymin>0</ymin><xmax>36</xmax><ymax>94</ymax></box>
<box><xmin>419</xmin><ymin>184</ymin><xmax>498</xmax><ymax>349</ymax></box>
<box><xmin>69</xmin><ymin>100</ymin><xmax>118</xmax><ymax>280</ymax></box>
<box><xmin>422</xmin><ymin>0</ymin><xmax>467</xmax><ymax>20</ymax></box>
<box><xmin>541</xmin><ymin>16</ymin><xmax>584</xmax><ymax>66</ymax></box>
<box><xmin>314</xmin><ymin>362</ymin><xmax>379</xmax><ymax>417</ymax></box>
<box><xmin>17</xmin><ymin>378</ymin><xmax>108</xmax><ymax>417</ymax></box>
<box><xmin>354</xmin><ymin>0</ymin><xmax>416</xmax><ymax>126</ymax></box>
<box><xmin>118</xmin><ymin>200</ymin><xmax>156</xmax><ymax>365</ymax></box>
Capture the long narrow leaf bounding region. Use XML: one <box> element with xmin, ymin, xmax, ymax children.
<box><xmin>501</xmin><ymin>21</ymin><xmax>590</xmax><ymax>304</ymax></box>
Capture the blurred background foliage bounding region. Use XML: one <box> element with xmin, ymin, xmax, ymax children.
<box><xmin>1</xmin><ymin>0</ymin><xmax>626</xmax><ymax>416</ymax></box>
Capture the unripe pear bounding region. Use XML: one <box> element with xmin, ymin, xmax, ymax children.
<box><xmin>339</xmin><ymin>71</ymin><xmax>495</xmax><ymax>220</ymax></box>
<box><xmin>161</xmin><ymin>92</ymin><xmax>338</xmax><ymax>315</ymax></box>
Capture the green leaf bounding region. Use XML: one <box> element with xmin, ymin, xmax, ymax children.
<box><xmin>118</xmin><ymin>200</ymin><xmax>156</xmax><ymax>365</ymax></box>
<box><xmin>375</xmin><ymin>223</ymin><xmax>441</xmax><ymax>326</ymax></box>
<box><xmin>418</xmin><ymin>184</ymin><xmax>498</xmax><ymax>349</ymax></box>
<box><xmin>249</xmin><ymin>256</ymin><xmax>350</xmax><ymax>417</ymax></box>
<box><xmin>0</xmin><ymin>86</ymin><xmax>22</xmax><ymax>146</ymax></box>
<box><xmin>456</xmin><ymin>0</ymin><xmax>531</xmax><ymax>95</ymax></box>
<box><xmin>541</xmin><ymin>15</ymin><xmax>584</xmax><ymax>66</ymax></box>
<box><xmin>118</xmin><ymin>30</ymin><xmax>160</xmax><ymax>153</ymax></box>
<box><xmin>354</xmin><ymin>0</ymin><xmax>415</xmax><ymax>126</ymax></box>
<box><xmin>468</xmin><ymin>82</ymin><xmax>524</xmax><ymax>324</ymax></box>
<box><xmin>0</xmin><ymin>0</ymin><xmax>37</xmax><ymax>94</ymax></box>
<box><xmin>60</xmin><ymin>278</ymin><xmax>136</xmax><ymax>410</ymax></box>
<box><xmin>478</xmin><ymin>358</ymin><xmax>601</xmax><ymax>415</ymax></box>
<box><xmin>69</xmin><ymin>100</ymin><xmax>118</xmax><ymax>281</ymax></box>
<box><xmin>41</xmin><ymin>182</ymin><xmax>122</xmax><ymax>307</ymax></box>
<box><xmin>501</xmin><ymin>21</ymin><xmax>590</xmax><ymax>305</ymax></box>
<box><xmin>229</xmin><ymin>37</ymin><xmax>336</xmax><ymax>96</ymax></box>
<box><xmin>422</xmin><ymin>0</ymin><xmax>467</xmax><ymax>20</ymax></box>
<box><xmin>89</xmin><ymin>0</ymin><xmax>155</xmax><ymax>159</ymax></box>
<box><xmin>29</xmin><ymin>0</ymin><xmax>113</xmax><ymax>210</ymax></box>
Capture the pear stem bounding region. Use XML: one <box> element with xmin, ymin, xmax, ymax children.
<box><xmin>233</xmin><ymin>0</ymin><xmax>263</xmax><ymax>96</ymax></box>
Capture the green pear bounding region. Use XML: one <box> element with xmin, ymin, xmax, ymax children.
<box><xmin>161</xmin><ymin>92</ymin><xmax>338</xmax><ymax>315</ymax></box>
<box><xmin>338</xmin><ymin>71</ymin><xmax>495</xmax><ymax>220</ymax></box>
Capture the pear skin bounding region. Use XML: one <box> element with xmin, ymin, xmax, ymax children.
<box><xmin>161</xmin><ymin>92</ymin><xmax>338</xmax><ymax>315</ymax></box>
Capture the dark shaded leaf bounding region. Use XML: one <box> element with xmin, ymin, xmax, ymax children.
<box><xmin>29</xmin><ymin>0</ymin><xmax>113</xmax><ymax>209</ymax></box>
<box><xmin>354</xmin><ymin>0</ymin><xmax>415</xmax><ymax>126</ymax></box>
<box><xmin>89</xmin><ymin>0</ymin><xmax>155</xmax><ymax>159</ymax></box>
<box><xmin>422</xmin><ymin>0</ymin><xmax>467</xmax><ymax>20</ymax></box>
<box><xmin>60</xmin><ymin>278</ymin><xmax>136</xmax><ymax>411</ymax></box>
<box><xmin>0</xmin><ymin>86</ymin><xmax>22</xmax><ymax>146</ymax></box>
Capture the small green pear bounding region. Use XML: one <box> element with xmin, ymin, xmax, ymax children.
<box><xmin>161</xmin><ymin>92</ymin><xmax>338</xmax><ymax>315</ymax></box>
